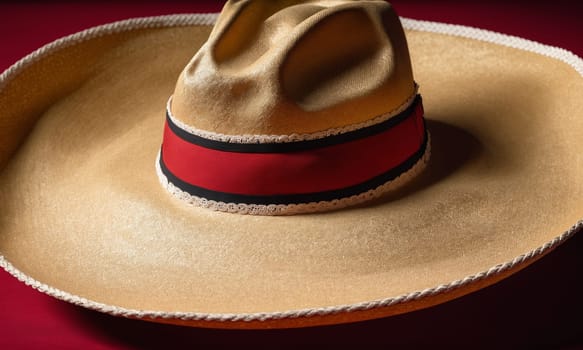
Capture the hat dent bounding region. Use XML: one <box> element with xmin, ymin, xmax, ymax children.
<box><xmin>172</xmin><ymin>0</ymin><xmax>415</xmax><ymax>136</ymax></box>
<box><xmin>0</xmin><ymin>8</ymin><xmax>582</xmax><ymax>329</ymax></box>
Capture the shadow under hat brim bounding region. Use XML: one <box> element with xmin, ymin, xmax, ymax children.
<box><xmin>0</xmin><ymin>14</ymin><xmax>582</xmax><ymax>329</ymax></box>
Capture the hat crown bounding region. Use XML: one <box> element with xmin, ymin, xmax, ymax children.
<box><xmin>159</xmin><ymin>0</ymin><xmax>428</xmax><ymax>215</ymax></box>
<box><xmin>171</xmin><ymin>0</ymin><xmax>415</xmax><ymax>135</ymax></box>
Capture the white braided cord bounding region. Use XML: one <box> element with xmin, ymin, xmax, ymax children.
<box><xmin>401</xmin><ymin>18</ymin><xmax>583</xmax><ymax>76</ymax></box>
<box><xmin>0</xmin><ymin>14</ymin><xmax>582</xmax><ymax>324</ymax></box>
<box><xmin>166</xmin><ymin>88</ymin><xmax>418</xmax><ymax>143</ymax></box>
<box><xmin>0</xmin><ymin>219</ymin><xmax>580</xmax><ymax>322</ymax></box>
<box><xmin>0</xmin><ymin>14</ymin><xmax>219</xmax><ymax>91</ymax></box>
<box><xmin>156</xmin><ymin>134</ymin><xmax>430</xmax><ymax>215</ymax></box>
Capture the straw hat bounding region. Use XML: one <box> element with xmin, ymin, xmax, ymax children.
<box><xmin>0</xmin><ymin>0</ymin><xmax>581</xmax><ymax>329</ymax></box>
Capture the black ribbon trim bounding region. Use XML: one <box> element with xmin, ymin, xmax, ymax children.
<box><xmin>167</xmin><ymin>95</ymin><xmax>422</xmax><ymax>153</ymax></box>
<box><xmin>159</xmin><ymin>128</ymin><xmax>428</xmax><ymax>206</ymax></box>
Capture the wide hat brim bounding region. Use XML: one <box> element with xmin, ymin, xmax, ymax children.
<box><xmin>0</xmin><ymin>14</ymin><xmax>582</xmax><ymax>329</ymax></box>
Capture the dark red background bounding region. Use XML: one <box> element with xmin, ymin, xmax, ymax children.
<box><xmin>1</xmin><ymin>1</ymin><xmax>582</xmax><ymax>348</ymax></box>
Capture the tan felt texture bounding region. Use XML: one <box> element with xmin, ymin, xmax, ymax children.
<box><xmin>0</xmin><ymin>23</ymin><xmax>582</xmax><ymax>324</ymax></box>
<box><xmin>172</xmin><ymin>0</ymin><xmax>415</xmax><ymax>135</ymax></box>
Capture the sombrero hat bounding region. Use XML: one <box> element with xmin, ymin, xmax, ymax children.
<box><xmin>1</xmin><ymin>0</ymin><xmax>582</xmax><ymax>330</ymax></box>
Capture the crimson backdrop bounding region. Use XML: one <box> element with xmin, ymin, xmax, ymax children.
<box><xmin>1</xmin><ymin>1</ymin><xmax>582</xmax><ymax>348</ymax></box>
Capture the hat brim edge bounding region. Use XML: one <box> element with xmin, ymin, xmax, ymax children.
<box><xmin>0</xmin><ymin>13</ymin><xmax>582</xmax><ymax>329</ymax></box>
<box><xmin>1</xmin><ymin>219</ymin><xmax>580</xmax><ymax>328</ymax></box>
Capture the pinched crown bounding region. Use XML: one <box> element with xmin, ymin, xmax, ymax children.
<box><xmin>171</xmin><ymin>0</ymin><xmax>415</xmax><ymax>135</ymax></box>
<box><xmin>158</xmin><ymin>0</ymin><xmax>428</xmax><ymax>215</ymax></box>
